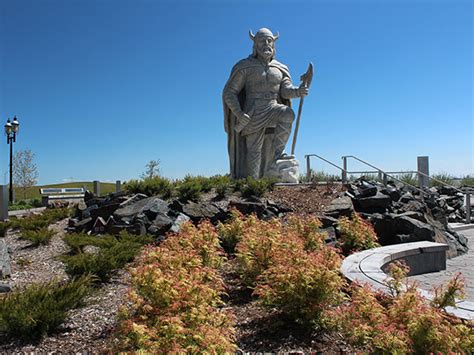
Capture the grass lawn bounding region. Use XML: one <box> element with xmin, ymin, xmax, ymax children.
<box><xmin>14</xmin><ymin>181</ymin><xmax>117</xmax><ymax>200</ymax></box>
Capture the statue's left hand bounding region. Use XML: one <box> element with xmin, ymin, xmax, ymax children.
<box><xmin>297</xmin><ymin>84</ymin><xmax>309</xmax><ymax>97</ymax></box>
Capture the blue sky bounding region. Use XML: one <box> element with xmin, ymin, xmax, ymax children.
<box><xmin>0</xmin><ymin>0</ymin><xmax>472</xmax><ymax>184</ymax></box>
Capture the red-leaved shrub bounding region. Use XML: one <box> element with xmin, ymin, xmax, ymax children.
<box><xmin>330</xmin><ymin>262</ymin><xmax>474</xmax><ymax>353</ymax></box>
<box><xmin>337</xmin><ymin>213</ymin><xmax>379</xmax><ymax>254</ymax></box>
<box><xmin>115</xmin><ymin>221</ymin><xmax>236</xmax><ymax>352</ymax></box>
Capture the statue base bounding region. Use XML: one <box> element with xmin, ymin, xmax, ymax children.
<box><xmin>275</xmin><ymin>155</ymin><xmax>299</xmax><ymax>183</ymax></box>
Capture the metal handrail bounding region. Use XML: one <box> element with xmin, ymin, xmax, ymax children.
<box><xmin>342</xmin><ymin>155</ymin><xmax>428</xmax><ymax>195</ymax></box>
<box><xmin>304</xmin><ymin>154</ymin><xmax>347</xmax><ymax>175</ymax></box>
<box><xmin>342</xmin><ymin>155</ymin><xmax>472</xmax><ymax>224</ymax></box>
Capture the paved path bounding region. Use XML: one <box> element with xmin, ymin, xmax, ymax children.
<box><xmin>8</xmin><ymin>207</ymin><xmax>46</xmax><ymax>217</ymax></box>
<box><xmin>409</xmin><ymin>228</ymin><xmax>474</xmax><ymax>302</ymax></box>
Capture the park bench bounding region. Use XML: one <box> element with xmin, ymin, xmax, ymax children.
<box><xmin>40</xmin><ymin>187</ymin><xmax>86</xmax><ymax>206</ymax></box>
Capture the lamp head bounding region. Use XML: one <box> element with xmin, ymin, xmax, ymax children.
<box><xmin>4</xmin><ymin>119</ymin><xmax>12</xmax><ymax>135</ymax></box>
<box><xmin>12</xmin><ymin>116</ymin><xmax>19</xmax><ymax>133</ymax></box>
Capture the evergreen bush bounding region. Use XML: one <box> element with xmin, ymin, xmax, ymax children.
<box><xmin>0</xmin><ymin>276</ymin><xmax>92</xmax><ymax>341</ymax></box>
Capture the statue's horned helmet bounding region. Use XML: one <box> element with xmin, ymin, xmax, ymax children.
<box><xmin>249</xmin><ymin>28</ymin><xmax>279</xmax><ymax>42</ymax></box>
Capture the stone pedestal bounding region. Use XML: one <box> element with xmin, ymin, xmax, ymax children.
<box><xmin>417</xmin><ymin>156</ymin><xmax>429</xmax><ymax>188</ymax></box>
<box><xmin>93</xmin><ymin>180</ymin><xmax>100</xmax><ymax>196</ymax></box>
<box><xmin>0</xmin><ymin>185</ymin><xmax>8</xmax><ymax>221</ymax></box>
<box><xmin>276</xmin><ymin>155</ymin><xmax>299</xmax><ymax>183</ymax></box>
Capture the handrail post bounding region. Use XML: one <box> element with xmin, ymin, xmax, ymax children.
<box><xmin>305</xmin><ymin>155</ymin><xmax>311</xmax><ymax>182</ymax></box>
<box><xmin>342</xmin><ymin>156</ymin><xmax>347</xmax><ymax>182</ymax></box>
<box><xmin>383</xmin><ymin>173</ymin><xmax>388</xmax><ymax>186</ymax></box>
<box><xmin>466</xmin><ymin>193</ymin><xmax>471</xmax><ymax>224</ymax></box>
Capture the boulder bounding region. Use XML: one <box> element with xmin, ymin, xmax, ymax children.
<box><xmin>324</xmin><ymin>196</ymin><xmax>354</xmax><ymax>218</ymax></box>
<box><xmin>358</xmin><ymin>181</ymin><xmax>378</xmax><ymax>198</ymax></box>
<box><xmin>314</xmin><ymin>214</ymin><xmax>338</xmax><ymax>228</ymax></box>
<box><xmin>372</xmin><ymin>213</ymin><xmax>435</xmax><ymax>245</ymax></box>
<box><xmin>147</xmin><ymin>214</ymin><xmax>174</xmax><ymax>236</ymax></box>
<box><xmin>229</xmin><ymin>200</ymin><xmax>278</xmax><ymax>220</ymax></box>
<box><xmin>354</xmin><ymin>192</ymin><xmax>391</xmax><ymax>213</ymax></box>
<box><xmin>181</xmin><ymin>201</ymin><xmax>223</xmax><ymax>223</ymax></box>
<box><xmin>114</xmin><ymin>196</ymin><xmax>169</xmax><ymax>222</ymax></box>
<box><xmin>170</xmin><ymin>213</ymin><xmax>191</xmax><ymax>233</ymax></box>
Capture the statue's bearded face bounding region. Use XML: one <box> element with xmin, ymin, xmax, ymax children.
<box><xmin>255</xmin><ymin>36</ymin><xmax>275</xmax><ymax>61</ymax></box>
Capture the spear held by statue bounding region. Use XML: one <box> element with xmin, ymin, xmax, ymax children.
<box><xmin>290</xmin><ymin>62</ymin><xmax>314</xmax><ymax>155</ymax></box>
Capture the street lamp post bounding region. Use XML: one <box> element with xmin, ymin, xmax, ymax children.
<box><xmin>5</xmin><ymin>116</ymin><xmax>19</xmax><ymax>203</ymax></box>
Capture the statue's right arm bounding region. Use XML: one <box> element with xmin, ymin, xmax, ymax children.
<box><xmin>224</xmin><ymin>69</ymin><xmax>247</xmax><ymax>120</ymax></box>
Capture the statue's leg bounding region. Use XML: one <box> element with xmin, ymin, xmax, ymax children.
<box><xmin>274</xmin><ymin>106</ymin><xmax>295</xmax><ymax>159</ymax></box>
<box><xmin>245</xmin><ymin>131</ymin><xmax>265</xmax><ymax>179</ymax></box>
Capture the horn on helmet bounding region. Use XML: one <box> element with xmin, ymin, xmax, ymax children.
<box><xmin>273</xmin><ymin>31</ymin><xmax>279</xmax><ymax>41</ymax></box>
<box><xmin>249</xmin><ymin>29</ymin><xmax>255</xmax><ymax>41</ymax></box>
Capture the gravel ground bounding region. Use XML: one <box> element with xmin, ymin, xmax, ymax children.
<box><xmin>0</xmin><ymin>217</ymin><xmax>130</xmax><ymax>352</ymax></box>
<box><xmin>267</xmin><ymin>183</ymin><xmax>345</xmax><ymax>215</ymax></box>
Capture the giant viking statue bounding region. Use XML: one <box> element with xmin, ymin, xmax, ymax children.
<box><xmin>223</xmin><ymin>28</ymin><xmax>309</xmax><ymax>180</ymax></box>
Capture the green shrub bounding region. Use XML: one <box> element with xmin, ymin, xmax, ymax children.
<box><xmin>176</xmin><ymin>176</ymin><xmax>202</xmax><ymax>201</ymax></box>
<box><xmin>429</xmin><ymin>172</ymin><xmax>454</xmax><ymax>187</ymax></box>
<box><xmin>0</xmin><ymin>222</ymin><xmax>9</xmax><ymax>238</ymax></box>
<box><xmin>217</xmin><ymin>209</ymin><xmax>245</xmax><ymax>254</ymax></box>
<box><xmin>460</xmin><ymin>175</ymin><xmax>474</xmax><ymax>187</ymax></box>
<box><xmin>337</xmin><ymin>213</ymin><xmax>380</xmax><ymax>254</ymax></box>
<box><xmin>232</xmin><ymin>178</ymin><xmax>246</xmax><ymax>192</ymax></box>
<box><xmin>0</xmin><ymin>276</ymin><xmax>92</xmax><ymax>341</ymax></box>
<box><xmin>9</xmin><ymin>207</ymin><xmax>71</xmax><ymax>232</ymax></box>
<box><xmin>124</xmin><ymin>176</ymin><xmax>174</xmax><ymax>199</ymax></box>
<box><xmin>61</xmin><ymin>231</ymin><xmax>153</xmax><ymax>282</ymax></box>
<box><xmin>241</xmin><ymin>177</ymin><xmax>277</xmax><ymax>198</ymax></box>
<box><xmin>396</xmin><ymin>172</ymin><xmax>418</xmax><ymax>187</ymax></box>
<box><xmin>8</xmin><ymin>198</ymin><xmax>44</xmax><ymax>211</ymax></box>
<box><xmin>211</xmin><ymin>175</ymin><xmax>232</xmax><ymax>198</ymax></box>
<box><xmin>20</xmin><ymin>228</ymin><xmax>56</xmax><ymax>246</ymax></box>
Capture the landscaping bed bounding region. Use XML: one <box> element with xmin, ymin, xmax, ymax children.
<box><xmin>0</xmin><ymin>179</ymin><xmax>472</xmax><ymax>352</ymax></box>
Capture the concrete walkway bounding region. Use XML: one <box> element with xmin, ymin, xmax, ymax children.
<box><xmin>8</xmin><ymin>207</ymin><xmax>46</xmax><ymax>217</ymax></box>
<box><xmin>409</xmin><ymin>226</ymin><xmax>474</xmax><ymax>303</ymax></box>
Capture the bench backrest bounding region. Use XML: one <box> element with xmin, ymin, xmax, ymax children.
<box><xmin>40</xmin><ymin>187</ymin><xmax>85</xmax><ymax>195</ymax></box>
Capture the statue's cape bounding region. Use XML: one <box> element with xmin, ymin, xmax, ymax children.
<box><xmin>223</xmin><ymin>56</ymin><xmax>292</xmax><ymax>179</ymax></box>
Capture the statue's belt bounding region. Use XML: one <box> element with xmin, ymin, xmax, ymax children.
<box><xmin>247</xmin><ymin>92</ymin><xmax>279</xmax><ymax>99</ymax></box>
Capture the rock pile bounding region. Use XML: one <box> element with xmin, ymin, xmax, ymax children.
<box><xmin>68</xmin><ymin>191</ymin><xmax>291</xmax><ymax>239</ymax></box>
<box><xmin>323</xmin><ymin>179</ymin><xmax>469</xmax><ymax>257</ymax></box>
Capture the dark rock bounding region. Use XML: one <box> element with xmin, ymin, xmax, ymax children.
<box><xmin>81</xmin><ymin>204</ymin><xmax>98</xmax><ymax>219</ymax></box>
<box><xmin>86</xmin><ymin>197</ymin><xmax>105</xmax><ymax>208</ymax></box>
<box><xmin>73</xmin><ymin>217</ymin><xmax>93</xmax><ymax>232</ymax></box>
<box><xmin>354</xmin><ymin>192</ymin><xmax>391</xmax><ymax>213</ymax></box>
<box><xmin>324</xmin><ymin>196</ymin><xmax>354</xmax><ymax>218</ymax></box>
<box><xmin>106</xmin><ymin>222</ymin><xmax>146</xmax><ymax>235</ymax></box>
<box><xmin>84</xmin><ymin>189</ymin><xmax>94</xmax><ymax>203</ymax></box>
<box><xmin>392</xmin><ymin>211</ymin><xmax>427</xmax><ymax>223</ymax></box>
<box><xmin>90</xmin><ymin>203</ymin><xmax>121</xmax><ymax>221</ymax></box>
<box><xmin>380</xmin><ymin>186</ymin><xmax>401</xmax><ymax>202</ymax></box>
<box><xmin>148</xmin><ymin>214</ymin><xmax>174</xmax><ymax>236</ymax></box>
<box><xmin>372</xmin><ymin>214</ymin><xmax>435</xmax><ymax>245</ymax></box>
<box><xmin>395</xmin><ymin>216</ymin><xmax>435</xmax><ymax>242</ymax></box>
<box><xmin>119</xmin><ymin>193</ymin><xmax>148</xmax><ymax>208</ymax></box>
<box><xmin>0</xmin><ymin>283</ymin><xmax>11</xmax><ymax>293</ymax></box>
<box><xmin>400</xmin><ymin>192</ymin><xmax>415</xmax><ymax>203</ymax></box>
<box><xmin>181</xmin><ymin>201</ymin><xmax>223</xmax><ymax>223</ymax></box>
<box><xmin>314</xmin><ymin>214</ymin><xmax>338</xmax><ymax>228</ymax></box>
<box><xmin>321</xmin><ymin>226</ymin><xmax>337</xmax><ymax>245</ymax></box>
<box><xmin>358</xmin><ymin>181</ymin><xmax>378</xmax><ymax>198</ymax></box>
<box><xmin>114</xmin><ymin>197</ymin><xmax>169</xmax><ymax>222</ymax></box>
<box><xmin>230</xmin><ymin>200</ymin><xmax>277</xmax><ymax>220</ymax></box>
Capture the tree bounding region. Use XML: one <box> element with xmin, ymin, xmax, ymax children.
<box><xmin>13</xmin><ymin>149</ymin><xmax>39</xmax><ymax>199</ymax></box>
<box><xmin>141</xmin><ymin>159</ymin><xmax>160</xmax><ymax>180</ymax></box>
